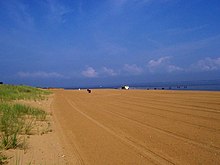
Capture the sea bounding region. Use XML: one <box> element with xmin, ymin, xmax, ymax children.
<box><xmin>65</xmin><ymin>80</ymin><xmax>220</xmax><ymax>91</ymax></box>
<box><xmin>130</xmin><ymin>80</ymin><xmax>220</xmax><ymax>91</ymax></box>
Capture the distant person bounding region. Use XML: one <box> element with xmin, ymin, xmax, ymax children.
<box><xmin>87</xmin><ymin>89</ymin><xmax>91</xmax><ymax>93</ymax></box>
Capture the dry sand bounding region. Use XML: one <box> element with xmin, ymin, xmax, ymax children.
<box><xmin>51</xmin><ymin>89</ymin><xmax>220</xmax><ymax>165</ymax></box>
<box><xmin>6</xmin><ymin>89</ymin><xmax>220</xmax><ymax>164</ymax></box>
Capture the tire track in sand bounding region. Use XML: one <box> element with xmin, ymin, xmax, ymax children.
<box><xmin>65</xmin><ymin>97</ymin><xmax>175</xmax><ymax>165</ymax></box>
<box><xmin>106</xmin><ymin>101</ymin><xmax>219</xmax><ymax>132</ymax></box>
<box><xmin>97</xmin><ymin>106</ymin><xmax>220</xmax><ymax>153</ymax></box>
<box><xmin>124</xmin><ymin>95</ymin><xmax>220</xmax><ymax>113</ymax></box>
<box><xmin>114</xmin><ymin>97</ymin><xmax>220</xmax><ymax>121</ymax></box>
<box><xmin>52</xmin><ymin>93</ymin><xmax>85</xmax><ymax>165</ymax></box>
<box><xmin>75</xmin><ymin>99</ymin><xmax>220</xmax><ymax>155</ymax></box>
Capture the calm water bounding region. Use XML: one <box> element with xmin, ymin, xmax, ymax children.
<box><xmin>65</xmin><ymin>80</ymin><xmax>220</xmax><ymax>91</ymax></box>
<box><xmin>131</xmin><ymin>80</ymin><xmax>220</xmax><ymax>91</ymax></box>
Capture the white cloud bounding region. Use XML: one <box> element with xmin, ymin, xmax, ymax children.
<box><xmin>147</xmin><ymin>56</ymin><xmax>220</xmax><ymax>73</ymax></box>
<box><xmin>123</xmin><ymin>64</ymin><xmax>143</xmax><ymax>75</ymax></box>
<box><xmin>148</xmin><ymin>56</ymin><xmax>170</xmax><ymax>69</ymax></box>
<box><xmin>102</xmin><ymin>67</ymin><xmax>118</xmax><ymax>76</ymax></box>
<box><xmin>17</xmin><ymin>71</ymin><xmax>65</xmax><ymax>78</ymax></box>
<box><xmin>82</xmin><ymin>67</ymin><xmax>98</xmax><ymax>78</ymax></box>
<box><xmin>167</xmin><ymin>65</ymin><xmax>183</xmax><ymax>73</ymax></box>
<box><xmin>147</xmin><ymin>56</ymin><xmax>183</xmax><ymax>73</ymax></box>
<box><xmin>191</xmin><ymin>57</ymin><xmax>220</xmax><ymax>71</ymax></box>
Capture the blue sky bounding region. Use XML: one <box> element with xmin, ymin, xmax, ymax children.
<box><xmin>0</xmin><ymin>0</ymin><xmax>220</xmax><ymax>87</ymax></box>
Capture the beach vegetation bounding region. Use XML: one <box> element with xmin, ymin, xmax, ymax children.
<box><xmin>0</xmin><ymin>103</ymin><xmax>47</xmax><ymax>149</ymax></box>
<box><xmin>0</xmin><ymin>84</ymin><xmax>51</xmax><ymax>101</ymax></box>
<box><xmin>0</xmin><ymin>84</ymin><xmax>52</xmax><ymax>164</ymax></box>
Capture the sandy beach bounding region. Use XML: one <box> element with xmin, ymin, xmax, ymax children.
<box><xmin>51</xmin><ymin>89</ymin><xmax>220</xmax><ymax>165</ymax></box>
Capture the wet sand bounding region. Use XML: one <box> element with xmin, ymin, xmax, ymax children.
<box><xmin>52</xmin><ymin>89</ymin><xmax>220</xmax><ymax>165</ymax></box>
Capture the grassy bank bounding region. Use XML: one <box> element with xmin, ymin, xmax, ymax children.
<box><xmin>0</xmin><ymin>84</ymin><xmax>52</xmax><ymax>164</ymax></box>
<box><xmin>0</xmin><ymin>85</ymin><xmax>51</xmax><ymax>101</ymax></box>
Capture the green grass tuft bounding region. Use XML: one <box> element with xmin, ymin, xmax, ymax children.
<box><xmin>0</xmin><ymin>103</ymin><xmax>48</xmax><ymax>149</ymax></box>
<box><xmin>0</xmin><ymin>84</ymin><xmax>51</xmax><ymax>162</ymax></box>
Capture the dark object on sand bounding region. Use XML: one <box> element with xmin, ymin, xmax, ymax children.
<box><xmin>87</xmin><ymin>89</ymin><xmax>92</xmax><ymax>93</ymax></box>
<box><xmin>0</xmin><ymin>82</ymin><xmax>3</xmax><ymax>84</ymax></box>
<box><xmin>121</xmin><ymin>85</ymin><xmax>129</xmax><ymax>90</ymax></box>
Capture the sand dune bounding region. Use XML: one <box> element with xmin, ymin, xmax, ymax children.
<box><xmin>52</xmin><ymin>89</ymin><xmax>220</xmax><ymax>164</ymax></box>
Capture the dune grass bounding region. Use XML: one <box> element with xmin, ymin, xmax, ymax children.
<box><xmin>0</xmin><ymin>103</ymin><xmax>47</xmax><ymax>149</ymax></box>
<box><xmin>0</xmin><ymin>84</ymin><xmax>51</xmax><ymax>101</ymax></box>
<box><xmin>0</xmin><ymin>84</ymin><xmax>52</xmax><ymax>164</ymax></box>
